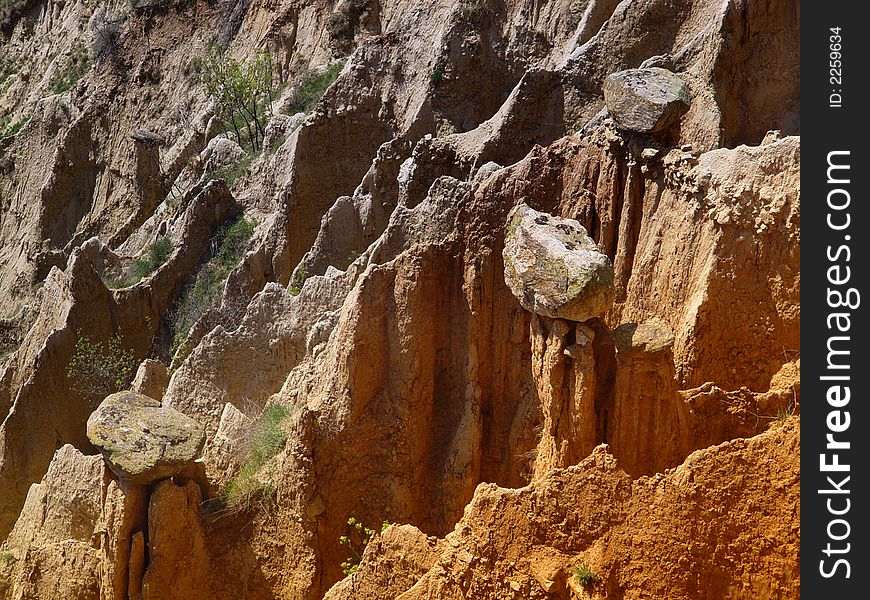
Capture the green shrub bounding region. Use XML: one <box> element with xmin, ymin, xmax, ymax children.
<box><xmin>149</xmin><ymin>235</ymin><xmax>173</xmax><ymax>267</ymax></box>
<box><xmin>222</xmin><ymin>403</ymin><xmax>292</xmax><ymax>511</ymax></box>
<box><xmin>340</xmin><ymin>517</ymin><xmax>375</xmax><ymax>576</ymax></box>
<box><xmin>47</xmin><ymin>44</ymin><xmax>91</xmax><ymax>95</ymax></box>
<box><xmin>104</xmin><ymin>236</ymin><xmax>173</xmax><ymax>289</ymax></box>
<box><xmin>282</xmin><ymin>61</ymin><xmax>344</xmax><ymax>115</ymax></box>
<box><xmin>170</xmin><ymin>216</ymin><xmax>254</xmax><ymax>354</ymax></box>
<box><xmin>66</xmin><ymin>332</ymin><xmax>137</xmax><ymax>400</ymax></box>
<box><xmin>288</xmin><ymin>264</ymin><xmax>308</xmax><ymax>296</ymax></box>
<box><xmin>430</xmin><ymin>63</ymin><xmax>444</xmax><ymax>84</ymax></box>
<box><xmin>573</xmin><ymin>563</ymin><xmax>599</xmax><ymax>586</ymax></box>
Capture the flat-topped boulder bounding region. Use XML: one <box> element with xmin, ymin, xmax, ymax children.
<box><xmin>603</xmin><ymin>67</ymin><xmax>691</xmax><ymax>133</ymax></box>
<box><xmin>86</xmin><ymin>391</ymin><xmax>206</xmax><ymax>485</ymax></box>
<box><xmin>503</xmin><ymin>204</ymin><xmax>615</xmax><ymax>322</ymax></box>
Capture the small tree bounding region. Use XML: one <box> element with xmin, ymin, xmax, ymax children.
<box><xmin>340</xmin><ymin>517</ymin><xmax>375</xmax><ymax>576</ymax></box>
<box><xmin>202</xmin><ymin>47</ymin><xmax>274</xmax><ymax>152</ymax></box>
<box><xmin>66</xmin><ymin>332</ymin><xmax>137</xmax><ymax>400</ymax></box>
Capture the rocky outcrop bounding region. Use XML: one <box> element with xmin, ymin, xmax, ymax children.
<box><xmin>131</xmin><ymin>359</ymin><xmax>170</xmax><ymax>401</ymax></box>
<box><xmin>141</xmin><ymin>480</ymin><xmax>211</xmax><ymax>600</ymax></box>
<box><xmin>324</xmin><ymin>525</ymin><xmax>446</xmax><ymax>600</ymax></box>
<box><xmin>200</xmin><ymin>137</ymin><xmax>246</xmax><ymax>177</ymax></box>
<box><xmin>336</xmin><ymin>419</ymin><xmax>800</xmax><ymax>599</ymax></box>
<box><xmin>503</xmin><ymin>204</ymin><xmax>615</xmax><ymax>322</ymax></box>
<box><xmin>0</xmin><ymin>443</ymin><xmax>209</xmax><ymax>600</ymax></box>
<box><xmin>609</xmin><ymin>322</ymin><xmax>681</xmax><ymax>476</ymax></box>
<box><xmin>0</xmin><ymin>181</ymin><xmax>238</xmax><ymax>539</ymax></box>
<box><xmin>87</xmin><ymin>391</ymin><xmax>206</xmax><ymax>485</ymax></box>
<box><xmin>0</xmin><ymin>0</ymin><xmax>800</xmax><ymax>598</ymax></box>
<box><xmin>603</xmin><ymin>68</ymin><xmax>691</xmax><ymax>133</ymax></box>
<box><xmin>0</xmin><ymin>445</ymin><xmax>103</xmax><ymax>600</ymax></box>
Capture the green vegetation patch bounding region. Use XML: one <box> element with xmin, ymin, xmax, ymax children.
<box><xmin>47</xmin><ymin>44</ymin><xmax>91</xmax><ymax>95</ymax></box>
<box><xmin>66</xmin><ymin>332</ymin><xmax>137</xmax><ymax>400</ymax></box>
<box><xmin>1</xmin><ymin>115</ymin><xmax>28</xmax><ymax>138</ymax></box>
<box><xmin>170</xmin><ymin>216</ymin><xmax>254</xmax><ymax>355</ymax></box>
<box><xmin>573</xmin><ymin>563</ymin><xmax>599</xmax><ymax>586</ymax></box>
<box><xmin>104</xmin><ymin>236</ymin><xmax>173</xmax><ymax>289</ymax></box>
<box><xmin>288</xmin><ymin>264</ymin><xmax>308</xmax><ymax>296</ymax></box>
<box><xmin>340</xmin><ymin>517</ymin><xmax>376</xmax><ymax>576</ymax></box>
<box><xmin>430</xmin><ymin>63</ymin><xmax>444</xmax><ymax>84</ymax></box>
<box><xmin>221</xmin><ymin>403</ymin><xmax>292</xmax><ymax>511</ymax></box>
<box><xmin>202</xmin><ymin>47</ymin><xmax>275</xmax><ymax>152</ymax></box>
<box><xmin>282</xmin><ymin>61</ymin><xmax>343</xmax><ymax>115</ymax></box>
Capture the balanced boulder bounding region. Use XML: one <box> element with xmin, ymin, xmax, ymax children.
<box><xmin>503</xmin><ymin>204</ymin><xmax>615</xmax><ymax>322</ymax></box>
<box><xmin>86</xmin><ymin>391</ymin><xmax>206</xmax><ymax>485</ymax></box>
<box><xmin>603</xmin><ymin>67</ymin><xmax>691</xmax><ymax>133</ymax></box>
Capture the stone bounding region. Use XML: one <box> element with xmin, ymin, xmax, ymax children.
<box><xmin>613</xmin><ymin>322</ymin><xmax>675</xmax><ymax>356</ymax></box>
<box><xmin>472</xmin><ymin>161</ymin><xmax>502</xmax><ymax>183</ymax></box>
<box><xmin>141</xmin><ymin>480</ymin><xmax>210</xmax><ymax>599</ymax></box>
<box><xmin>131</xmin><ymin>359</ymin><xmax>169</xmax><ymax>401</ymax></box>
<box><xmin>503</xmin><ymin>204</ymin><xmax>615</xmax><ymax>322</ymax></box>
<box><xmin>262</xmin><ymin>113</ymin><xmax>306</xmax><ymax>153</ymax></box>
<box><xmin>130</xmin><ymin>129</ymin><xmax>163</xmax><ymax>145</ymax></box>
<box><xmin>603</xmin><ymin>68</ymin><xmax>691</xmax><ymax>133</ymax></box>
<box><xmin>86</xmin><ymin>392</ymin><xmax>206</xmax><ymax>485</ymax></box>
<box><xmin>199</xmin><ymin>137</ymin><xmax>246</xmax><ymax>175</ymax></box>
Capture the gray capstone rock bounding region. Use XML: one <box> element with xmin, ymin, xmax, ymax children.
<box><xmin>503</xmin><ymin>204</ymin><xmax>615</xmax><ymax>322</ymax></box>
<box><xmin>603</xmin><ymin>67</ymin><xmax>691</xmax><ymax>133</ymax></box>
<box><xmin>86</xmin><ymin>391</ymin><xmax>206</xmax><ymax>485</ymax></box>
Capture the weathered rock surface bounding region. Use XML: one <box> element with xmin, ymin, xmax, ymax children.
<box><xmin>0</xmin><ymin>0</ymin><xmax>801</xmax><ymax>597</ymax></box>
<box><xmin>324</xmin><ymin>525</ymin><xmax>446</xmax><ymax>600</ymax></box>
<box><xmin>503</xmin><ymin>204</ymin><xmax>615</xmax><ymax>322</ymax></box>
<box><xmin>200</xmin><ymin>137</ymin><xmax>246</xmax><ymax>176</ymax></box>
<box><xmin>340</xmin><ymin>420</ymin><xmax>800</xmax><ymax>599</ymax></box>
<box><xmin>87</xmin><ymin>392</ymin><xmax>206</xmax><ymax>485</ymax></box>
<box><xmin>603</xmin><ymin>67</ymin><xmax>692</xmax><ymax>133</ymax></box>
<box><xmin>131</xmin><ymin>359</ymin><xmax>170</xmax><ymax>401</ymax></box>
<box><xmin>0</xmin><ymin>445</ymin><xmax>103</xmax><ymax>600</ymax></box>
<box><xmin>141</xmin><ymin>480</ymin><xmax>211</xmax><ymax>600</ymax></box>
<box><xmin>0</xmin><ymin>180</ymin><xmax>238</xmax><ymax>539</ymax></box>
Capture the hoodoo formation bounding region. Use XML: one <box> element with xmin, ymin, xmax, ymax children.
<box><xmin>0</xmin><ymin>1</ymin><xmax>799</xmax><ymax>599</ymax></box>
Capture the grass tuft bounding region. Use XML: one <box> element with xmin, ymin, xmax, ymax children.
<box><xmin>573</xmin><ymin>563</ymin><xmax>599</xmax><ymax>586</ymax></box>
<box><xmin>221</xmin><ymin>403</ymin><xmax>292</xmax><ymax>511</ymax></box>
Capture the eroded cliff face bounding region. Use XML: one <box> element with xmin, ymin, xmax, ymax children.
<box><xmin>1</xmin><ymin>0</ymin><xmax>799</xmax><ymax>598</ymax></box>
